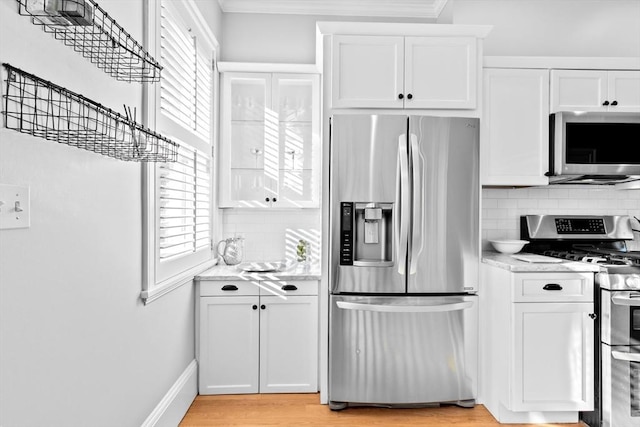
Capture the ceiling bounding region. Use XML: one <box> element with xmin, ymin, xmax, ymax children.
<box><xmin>217</xmin><ymin>0</ymin><xmax>450</xmax><ymax>19</ymax></box>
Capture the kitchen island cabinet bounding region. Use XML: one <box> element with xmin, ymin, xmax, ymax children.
<box><xmin>196</xmin><ymin>273</ymin><xmax>319</xmax><ymax>395</ymax></box>
<box><xmin>480</xmin><ymin>259</ymin><xmax>595</xmax><ymax>424</ymax></box>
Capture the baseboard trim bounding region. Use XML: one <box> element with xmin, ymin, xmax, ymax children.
<box><xmin>141</xmin><ymin>359</ymin><xmax>198</xmax><ymax>427</ymax></box>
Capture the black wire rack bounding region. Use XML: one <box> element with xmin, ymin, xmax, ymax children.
<box><xmin>17</xmin><ymin>0</ymin><xmax>162</xmax><ymax>83</ymax></box>
<box><xmin>2</xmin><ymin>64</ymin><xmax>178</xmax><ymax>162</ymax></box>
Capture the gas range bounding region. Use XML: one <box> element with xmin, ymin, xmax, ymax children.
<box><xmin>521</xmin><ymin>215</ymin><xmax>640</xmax><ymax>427</ymax></box>
<box><xmin>521</xmin><ymin>215</ymin><xmax>640</xmax><ymax>290</ymax></box>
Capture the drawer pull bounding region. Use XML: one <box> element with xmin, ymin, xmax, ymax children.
<box><xmin>221</xmin><ymin>284</ymin><xmax>239</xmax><ymax>291</ymax></box>
<box><xmin>543</xmin><ymin>283</ymin><xmax>563</xmax><ymax>291</ymax></box>
<box><xmin>281</xmin><ymin>284</ymin><xmax>298</xmax><ymax>291</ymax></box>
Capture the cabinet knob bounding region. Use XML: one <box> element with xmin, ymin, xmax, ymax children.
<box><xmin>272</xmin><ymin>197</ymin><xmax>277</xmax><ymax>202</ymax></box>
<box><xmin>543</xmin><ymin>283</ymin><xmax>563</xmax><ymax>291</ymax></box>
<box><xmin>398</xmin><ymin>93</ymin><xmax>404</xmax><ymax>100</ymax></box>
<box><xmin>221</xmin><ymin>284</ymin><xmax>239</xmax><ymax>291</ymax></box>
<box><xmin>260</xmin><ymin>304</ymin><xmax>266</xmax><ymax>310</ymax></box>
<box><xmin>281</xmin><ymin>284</ymin><xmax>298</xmax><ymax>291</ymax></box>
<box><xmin>611</xmin><ymin>100</ymin><xmax>618</xmax><ymax>106</ymax></box>
<box><xmin>252</xmin><ymin>305</ymin><xmax>258</xmax><ymax>310</ymax></box>
<box><xmin>603</xmin><ymin>100</ymin><xmax>610</xmax><ymax>106</ymax></box>
<box><xmin>589</xmin><ymin>313</ymin><xmax>597</xmax><ymax>320</ymax></box>
<box><xmin>265</xmin><ymin>197</ymin><xmax>270</xmax><ymax>202</ymax></box>
<box><xmin>407</xmin><ymin>93</ymin><xmax>413</xmax><ymax>100</ymax></box>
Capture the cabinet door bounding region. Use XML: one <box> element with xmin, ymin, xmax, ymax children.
<box><xmin>272</xmin><ymin>74</ymin><xmax>321</xmax><ymax>208</ymax></box>
<box><xmin>481</xmin><ymin>68</ymin><xmax>549</xmax><ymax>186</ymax></box>
<box><xmin>551</xmin><ymin>70</ymin><xmax>608</xmax><ymax>112</ymax></box>
<box><xmin>259</xmin><ymin>295</ymin><xmax>318</xmax><ymax>393</ymax></box>
<box><xmin>331</xmin><ymin>35</ymin><xmax>404</xmax><ymax>108</ymax></box>
<box><xmin>405</xmin><ymin>37</ymin><xmax>476</xmax><ymax>109</ymax></box>
<box><xmin>512</xmin><ymin>302</ymin><xmax>594</xmax><ymax>411</ymax></box>
<box><xmin>220</xmin><ymin>73</ymin><xmax>274</xmax><ymax>207</ymax></box>
<box><xmin>608</xmin><ymin>70</ymin><xmax>640</xmax><ymax>113</ymax></box>
<box><xmin>199</xmin><ymin>296</ymin><xmax>260</xmax><ymax>394</ymax></box>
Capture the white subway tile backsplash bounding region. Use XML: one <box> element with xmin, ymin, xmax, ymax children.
<box><xmin>220</xmin><ymin>209</ymin><xmax>321</xmax><ymax>263</ymax></box>
<box><xmin>482</xmin><ymin>186</ymin><xmax>640</xmax><ymax>250</ymax></box>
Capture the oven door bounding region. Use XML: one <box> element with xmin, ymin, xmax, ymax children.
<box><xmin>602</xmin><ymin>344</ymin><xmax>640</xmax><ymax>427</ymax></box>
<box><xmin>601</xmin><ymin>289</ymin><xmax>640</xmax><ymax>346</ymax></box>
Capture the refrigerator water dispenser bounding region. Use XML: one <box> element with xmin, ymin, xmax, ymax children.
<box><xmin>340</xmin><ymin>202</ymin><xmax>393</xmax><ymax>266</ymax></box>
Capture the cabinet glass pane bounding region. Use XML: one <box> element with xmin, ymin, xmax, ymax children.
<box><xmin>231</xmin><ymin>122</ymin><xmax>266</xmax><ymax>169</ymax></box>
<box><xmin>279</xmin><ymin>169</ymin><xmax>316</xmax><ymax>204</ymax></box>
<box><xmin>230</xmin><ymin>169</ymin><xmax>277</xmax><ymax>202</ymax></box>
<box><xmin>279</xmin><ymin>123</ymin><xmax>315</xmax><ymax>170</ymax></box>
<box><xmin>277</xmin><ymin>79</ymin><xmax>313</xmax><ymax>122</ymax></box>
<box><xmin>231</xmin><ymin>78</ymin><xmax>267</xmax><ymax>121</ymax></box>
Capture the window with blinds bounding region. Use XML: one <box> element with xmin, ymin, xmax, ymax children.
<box><xmin>154</xmin><ymin>0</ymin><xmax>214</xmax><ymax>281</ymax></box>
<box><xmin>159</xmin><ymin>143</ymin><xmax>211</xmax><ymax>261</ymax></box>
<box><xmin>160</xmin><ymin>3</ymin><xmax>212</xmax><ymax>141</ymax></box>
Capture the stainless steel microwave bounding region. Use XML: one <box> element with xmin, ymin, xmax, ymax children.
<box><xmin>549</xmin><ymin>112</ymin><xmax>640</xmax><ymax>184</ymax></box>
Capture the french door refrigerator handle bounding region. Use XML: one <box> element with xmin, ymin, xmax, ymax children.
<box><xmin>409</xmin><ymin>134</ymin><xmax>424</xmax><ymax>275</ymax></box>
<box><xmin>611</xmin><ymin>350</ymin><xmax>640</xmax><ymax>363</ymax></box>
<box><xmin>336</xmin><ymin>300</ymin><xmax>474</xmax><ymax>313</ymax></box>
<box><xmin>396</xmin><ymin>135</ymin><xmax>410</xmax><ymax>275</ymax></box>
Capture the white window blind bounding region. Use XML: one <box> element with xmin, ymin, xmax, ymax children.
<box><xmin>159</xmin><ymin>143</ymin><xmax>211</xmax><ymax>261</ymax></box>
<box><xmin>154</xmin><ymin>0</ymin><xmax>214</xmax><ymax>284</ymax></box>
<box><xmin>160</xmin><ymin>2</ymin><xmax>211</xmax><ymax>141</ymax></box>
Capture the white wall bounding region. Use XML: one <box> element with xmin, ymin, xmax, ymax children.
<box><xmin>221</xmin><ymin>13</ymin><xmax>434</xmax><ymax>63</ymax></box>
<box><xmin>0</xmin><ymin>0</ymin><xmax>220</xmax><ymax>425</ymax></box>
<box><xmin>453</xmin><ymin>0</ymin><xmax>640</xmax><ymax>57</ymax></box>
<box><xmin>482</xmin><ymin>187</ymin><xmax>640</xmax><ymax>251</ymax></box>
<box><xmin>221</xmin><ymin>0</ymin><xmax>640</xmax><ymax>63</ymax></box>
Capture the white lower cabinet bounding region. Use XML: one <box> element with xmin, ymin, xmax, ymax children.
<box><xmin>198</xmin><ymin>280</ymin><xmax>318</xmax><ymax>395</ymax></box>
<box><xmin>481</xmin><ymin>267</ymin><xmax>595</xmax><ymax>423</ymax></box>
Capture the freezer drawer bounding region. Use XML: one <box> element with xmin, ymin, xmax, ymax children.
<box><xmin>329</xmin><ymin>295</ymin><xmax>478</xmax><ymax>408</ymax></box>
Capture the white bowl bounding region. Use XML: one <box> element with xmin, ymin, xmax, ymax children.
<box><xmin>489</xmin><ymin>239</ymin><xmax>529</xmax><ymax>254</ymax></box>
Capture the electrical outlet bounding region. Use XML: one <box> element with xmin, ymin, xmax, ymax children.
<box><xmin>0</xmin><ymin>184</ymin><xmax>30</xmax><ymax>229</ymax></box>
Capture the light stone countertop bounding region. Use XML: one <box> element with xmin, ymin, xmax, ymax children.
<box><xmin>196</xmin><ymin>263</ymin><xmax>321</xmax><ymax>281</ymax></box>
<box><xmin>482</xmin><ymin>251</ymin><xmax>601</xmax><ymax>273</ymax></box>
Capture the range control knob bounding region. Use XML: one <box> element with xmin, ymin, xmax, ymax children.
<box><xmin>625</xmin><ymin>276</ymin><xmax>640</xmax><ymax>289</ymax></box>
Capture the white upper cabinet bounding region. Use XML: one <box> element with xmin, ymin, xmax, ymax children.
<box><xmin>551</xmin><ymin>69</ymin><xmax>640</xmax><ymax>113</ymax></box>
<box><xmin>404</xmin><ymin>37</ymin><xmax>477</xmax><ymax>109</ymax></box>
<box><xmin>331</xmin><ymin>35</ymin><xmax>404</xmax><ymax>109</ymax></box>
<box><xmin>331</xmin><ymin>35</ymin><xmax>477</xmax><ymax>109</ymax></box>
<box><xmin>219</xmin><ymin>70</ymin><xmax>320</xmax><ymax>208</ymax></box>
<box><xmin>481</xmin><ymin>68</ymin><xmax>550</xmax><ymax>186</ymax></box>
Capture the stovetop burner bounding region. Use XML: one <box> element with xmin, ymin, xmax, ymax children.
<box><xmin>536</xmin><ymin>248</ymin><xmax>640</xmax><ymax>268</ymax></box>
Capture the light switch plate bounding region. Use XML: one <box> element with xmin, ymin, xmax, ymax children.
<box><xmin>0</xmin><ymin>184</ymin><xmax>30</xmax><ymax>229</ymax></box>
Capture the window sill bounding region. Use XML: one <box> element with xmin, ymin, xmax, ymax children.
<box><xmin>141</xmin><ymin>260</ymin><xmax>218</xmax><ymax>305</ymax></box>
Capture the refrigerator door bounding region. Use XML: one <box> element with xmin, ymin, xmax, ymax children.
<box><xmin>330</xmin><ymin>114</ymin><xmax>408</xmax><ymax>294</ymax></box>
<box><xmin>329</xmin><ymin>294</ymin><xmax>478</xmax><ymax>407</ymax></box>
<box><xmin>407</xmin><ymin>116</ymin><xmax>479</xmax><ymax>294</ymax></box>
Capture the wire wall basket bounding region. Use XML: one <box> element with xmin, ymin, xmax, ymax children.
<box><xmin>2</xmin><ymin>64</ymin><xmax>178</xmax><ymax>162</ymax></box>
<box><xmin>17</xmin><ymin>0</ymin><xmax>162</xmax><ymax>83</ymax></box>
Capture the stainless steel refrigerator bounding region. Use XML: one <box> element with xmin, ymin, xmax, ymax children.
<box><xmin>329</xmin><ymin>114</ymin><xmax>479</xmax><ymax>410</ymax></box>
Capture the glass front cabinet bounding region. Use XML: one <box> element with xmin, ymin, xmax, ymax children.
<box><xmin>219</xmin><ymin>71</ymin><xmax>320</xmax><ymax>208</ymax></box>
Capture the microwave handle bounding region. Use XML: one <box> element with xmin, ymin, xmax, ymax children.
<box><xmin>612</xmin><ymin>350</ymin><xmax>640</xmax><ymax>363</ymax></box>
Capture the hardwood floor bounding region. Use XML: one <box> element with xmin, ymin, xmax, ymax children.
<box><xmin>180</xmin><ymin>394</ymin><xmax>584</xmax><ymax>426</ymax></box>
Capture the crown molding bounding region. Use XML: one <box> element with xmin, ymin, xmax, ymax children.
<box><xmin>217</xmin><ymin>0</ymin><xmax>449</xmax><ymax>19</ymax></box>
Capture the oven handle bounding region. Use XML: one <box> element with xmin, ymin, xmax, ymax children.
<box><xmin>612</xmin><ymin>350</ymin><xmax>640</xmax><ymax>363</ymax></box>
<box><xmin>611</xmin><ymin>294</ymin><xmax>640</xmax><ymax>306</ymax></box>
